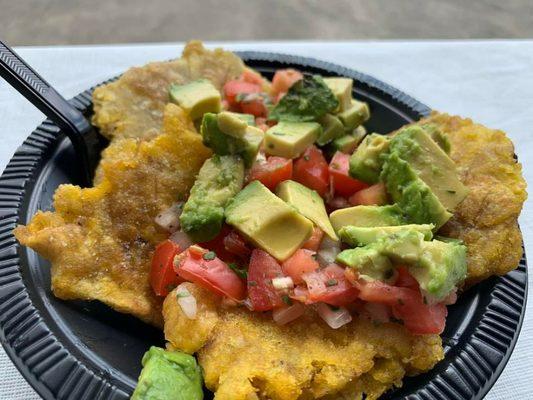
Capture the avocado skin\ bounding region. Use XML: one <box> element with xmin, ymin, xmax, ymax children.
<box><xmin>381</xmin><ymin>152</ymin><xmax>452</xmax><ymax>229</ymax></box>
<box><xmin>201</xmin><ymin>113</ymin><xmax>263</xmax><ymax>167</ymax></box>
<box><xmin>337</xmin><ymin>230</ymin><xmax>467</xmax><ymax>301</ymax></box>
<box><xmin>180</xmin><ymin>155</ymin><xmax>244</xmax><ymax>242</ymax></box>
<box><xmin>349</xmin><ymin>133</ymin><xmax>390</xmax><ymax>184</ymax></box>
<box><xmin>131</xmin><ymin>346</ymin><xmax>203</xmax><ymax>400</ymax></box>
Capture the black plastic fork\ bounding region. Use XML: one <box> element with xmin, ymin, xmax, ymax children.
<box><xmin>0</xmin><ymin>40</ymin><xmax>99</xmax><ymax>186</ymax></box>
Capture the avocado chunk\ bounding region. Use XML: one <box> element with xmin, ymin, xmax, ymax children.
<box><xmin>180</xmin><ymin>155</ymin><xmax>244</xmax><ymax>242</ymax></box>
<box><xmin>349</xmin><ymin>133</ymin><xmax>390</xmax><ymax>183</ymax></box>
<box><xmin>317</xmin><ymin>114</ymin><xmax>345</xmax><ymax>146</ymax></box>
<box><xmin>323</xmin><ymin>77</ymin><xmax>353</xmax><ymax>112</ymax></box>
<box><xmin>336</xmin><ymin>230</ymin><xmax>467</xmax><ymax>300</ymax></box>
<box><xmin>381</xmin><ymin>152</ymin><xmax>452</xmax><ymax>229</ymax></box>
<box><xmin>329</xmin><ymin>204</ymin><xmax>404</xmax><ymax>233</ymax></box>
<box><xmin>328</xmin><ymin>125</ymin><xmax>367</xmax><ymax>155</ymax></box>
<box><xmin>277</xmin><ymin>180</ymin><xmax>338</xmax><ymax>240</ymax></box>
<box><xmin>169</xmin><ymin>79</ymin><xmax>221</xmax><ymax>121</ymax></box>
<box><xmin>217</xmin><ymin>111</ymin><xmax>255</xmax><ymax>138</ymax></box>
<box><xmin>264</xmin><ymin>121</ymin><xmax>322</xmax><ymax>158</ymax></box>
<box><xmin>336</xmin><ymin>246</ymin><xmax>394</xmax><ymax>283</ymax></box>
<box><xmin>338</xmin><ymin>99</ymin><xmax>370</xmax><ymax>130</ymax></box>
<box><xmin>131</xmin><ymin>347</ymin><xmax>203</xmax><ymax>400</ymax></box>
<box><xmin>225</xmin><ymin>181</ymin><xmax>313</xmax><ymax>260</ymax></box>
<box><xmin>389</xmin><ymin>126</ymin><xmax>468</xmax><ymax>211</ymax></box>
<box><xmin>420</xmin><ymin>123</ymin><xmax>451</xmax><ymax>154</ymax></box>
<box><xmin>339</xmin><ymin>224</ymin><xmax>434</xmax><ymax>247</ymax></box>
<box><xmin>201</xmin><ymin>113</ymin><xmax>263</xmax><ymax>167</ymax></box>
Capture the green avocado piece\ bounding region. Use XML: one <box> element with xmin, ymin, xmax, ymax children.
<box><xmin>337</xmin><ymin>99</ymin><xmax>370</xmax><ymax>131</ymax></box>
<box><xmin>349</xmin><ymin>133</ymin><xmax>390</xmax><ymax>184</ymax></box>
<box><xmin>217</xmin><ymin>111</ymin><xmax>254</xmax><ymax>138</ymax></box>
<box><xmin>277</xmin><ymin>180</ymin><xmax>338</xmax><ymax>240</ymax></box>
<box><xmin>201</xmin><ymin>113</ymin><xmax>263</xmax><ymax>167</ymax></box>
<box><xmin>180</xmin><ymin>155</ymin><xmax>244</xmax><ymax>242</ymax></box>
<box><xmin>169</xmin><ymin>79</ymin><xmax>221</xmax><ymax>121</ymax></box>
<box><xmin>317</xmin><ymin>114</ymin><xmax>345</xmax><ymax>146</ymax></box>
<box><xmin>338</xmin><ymin>224</ymin><xmax>434</xmax><ymax>247</ymax></box>
<box><xmin>329</xmin><ymin>204</ymin><xmax>404</xmax><ymax>233</ymax></box>
<box><xmin>264</xmin><ymin>121</ymin><xmax>322</xmax><ymax>158</ymax></box>
<box><xmin>131</xmin><ymin>347</ymin><xmax>203</xmax><ymax>400</ymax></box>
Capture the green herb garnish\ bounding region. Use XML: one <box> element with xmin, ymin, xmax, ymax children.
<box><xmin>229</xmin><ymin>262</ymin><xmax>248</xmax><ymax>279</ymax></box>
<box><xmin>282</xmin><ymin>295</ymin><xmax>293</xmax><ymax>306</ymax></box>
<box><xmin>202</xmin><ymin>251</ymin><xmax>216</xmax><ymax>261</ymax></box>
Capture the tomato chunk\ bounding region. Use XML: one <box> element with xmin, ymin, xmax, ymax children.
<box><xmin>150</xmin><ymin>240</ymin><xmax>184</xmax><ymax>296</ymax></box>
<box><xmin>309</xmin><ymin>264</ymin><xmax>359</xmax><ymax>306</ymax></box>
<box><xmin>240</xmin><ymin>95</ymin><xmax>269</xmax><ymax>118</ymax></box>
<box><xmin>271</xmin><ymin>69</ymin><xmax>303</xmax><ymax>97</ymax></box>
<box><xmin>223</xmin><ymin>80</ymin><xmax>261</xmax><ymax>108</ymax></box>
<box><xmin>199</xmin><ymin>225</ymin><xmax>237</xmax><ymax>263</ymax></box>
<box><xmin>223</xmin><ymin>229</ymin><xmax>251</xmax><ymax>260</ymax></box>
<box><xmin>302</xmin><ymin>227</ymin><xmax>324</xmax><ymax>251</ymax></box>
<box><xmin>242</xmin><ymin>69</ymin><xmax>265</xmax><ymax>85</ymax></box>
<box><xmin>293</xmin><ymin>146</ymin><xmax>330</xmax><ymax>197</ymax></box>
<box><xmin>395</xmin><ymin>266</ymin><xmax>419</xmax><ymax>290</ymax></box>
<box><xmin>175</xmin><ymin>245</ymin><xmax>246</xmax><ymax>301</ymax></box>
<box><xmin>282</xmin><ymin>249</ymin><xmax>319</xmax><ymax>284</ymax></box>
<box><xmin>349</xmin><ymin>182</ymin><xmax>388</xmax><ymax>206</ymax></box>
<box><xmin>329</xmin><ymin>152</ymin><xmax>369</xmax><ymax>197</ymax></box>
<box><xmin>247</xmin><ymin>249</ymin><xmax>286</xmax><ymax>311</ymax></box>
<box><xmin>248</xmin><ymin>156</ymin><xmax>293</xmax><ymax>190</ymax></box>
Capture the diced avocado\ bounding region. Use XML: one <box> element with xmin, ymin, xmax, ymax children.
<box><xmin>131</xmin><ymin>347</ymin><xmax>203</xmax><ymax>400</ymax></box>
<box><xmin>225</xmin><ymin>181</ymin><xmax>313</xmax><ymax>261</ymax></box>
<box><xmin>420</xmin><ymin>123</ymin><xmax>451</xmax><ymax>154</ymax></box>
<box><xmin>217</xmin><ymin>111</ymin><xmax>254</xmax><ymax>138</ymax></box>
<box><xmin>389</xmin><ymin>126</ymin><xmax>468</xmax><ymax>211</ymax></box>
<box><xmin>317</xmin><ymin>114</ymin><xmax>344</xmax><ymax>146</ymax></box>
<box><xmin>336</xmin><ymin>246</ymin><xmax>394</xmax><ymax>283</ymax></box>
<box><xmin>328</xmin><ymin>125</ymin><xmax>367</xmax><ymax>155</ymax></box>
<box><xmin>349</xmin><ymin>133</ymin><xmax>390</xmax><ymax>183</ymax></box>
<box><xmin>339</xmin><ymin>224</ymin><xmax>434</xmax><ymax>247</ymax></box>
<box><xmin>277</xmin><ymin>180</ymin><xmax>338</xmax><ymax>240</ymax></box>
<box><xmin>336</xmin><ymin>229</ymin><xmax>467</xmax><ymax>301</ymax></box>
<box><xmin>264</xmin><ymin>121</ymin><xmax>322</xmax><ymax>158</ymax></box>
<box><xmin>180</xmin><ymin>155</ymin><xmax>244</xmax><ymax>242</ymax></box>
<box><xmin>201</xmin><ymin>113</ymin><xmax>263</xmax><ymax>167</ymax></box>
<box><xmin>381</xmin><ymin>152</ymin><xmax>452</xmax><ymax>229</ymax></box>
<box><xmin>329</xmin><ymin>204</ymin><xmax>404</xmax><ymax>233</ymax></box>
<box><xmin>323</xmin><ymin>77</ymin><xmax>353</xmax><ymax>112</ymax></box>
<box><xmin>169</xmin><ymin>79</ymin><xmax>221</xmax><ymax>121</ymax></box>
<box><xmin>338</xmin><ymin>99</ymin><xmax>370</xmax><ymax>130</ymax></box>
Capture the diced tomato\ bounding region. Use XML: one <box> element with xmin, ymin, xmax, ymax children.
<box><xmin>248</xmin><ymin>156</ymin><xmax>293</xmax><ymax>190</ymax></box>
<box><xmin>302</xmin><ymin>227</ymin><xmax>324</xmax><ymax>252</ymax></box>
<box><xmin>349</xmin><ymin>182</ymin><xmax>388</xmax><ymax>206</ymax></box>
<box><xmin>309</xmin><ymin>264</ymin><xmax>359</xmax><ymax>306</ymax></box>
<box><xmin>223</xmin><ymin>80</ymin><xmax>261</xmax><ymax>108</ymax></box>
<box><xmin>282</xmin><ymin>249</ymin><xmax>319</xmax><ymax>284</ymax></box>
<box><xmin>293</xmin><ymin>146</ymin><xmax>330</xmax><ymax>197</ymax></box>
<box><xmin>394</xmin><ymin>266</ymin><xmax>419</xmax><ymax>290</ymax></box>
<box><xmin>175</xmin><ymin>245</ymin><xmax>246</xmax><ymax>301</ymax></box>
<box><xmin>199</xmin><ymin>225</ymin><xmax>237</xmax><ymax>263</ymax></box>
<box><xmin>223</xmin><ymin>230</ymin><xmax>251</xmax><ymax>260</ymax></box>
<box><xmin>247</xmin><ymin>249</ymin><xmax>286</xmax><ymax>311</ymax></box>
<box><xmin>150</xmin><ymin>240</ymin><xmax>184</xmax><ymax>296</ymax></box>
<box><xmin>271</xmin><ymin>69</ymin><xmax>303</xmax><ymax>97</ymax></box>
<box><xmin>302</xmin><ymin>271</ymin><xmax>327</xmax><ymax>299</ymax></box>
<box><xmin>356</xmin><ymin>280</ymin><xmax>418</xmax><ymax>306</ymax></box>
<box><xmin>242</xmin><ymin>69</ymin><xmax>265</xmax><ymax>85</ymax></box>
<box><xmin>240</xmin><ymin>94</ymin><xmax>269</xmax><ymax>118</ymax></box>
<box><xmin>329</xmin><ymin>152</ymin><xmax>369</xmax><ymax>197</ymax></box>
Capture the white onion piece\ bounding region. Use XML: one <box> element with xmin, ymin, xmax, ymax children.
<box><xmin>155</xmin><ymin>202</ymin><xmax>184</xmax><ymax>233</ymax></box>
<box><xmin>170</xmin><ymin>230</ymin><xmax>195</xmax><ymax>250</ymax></box>
<box><xmin>317</xmin><ymin>237</ymin><xmax>341</xmax><ymax>268</ymax></box>
<box><xmin>273</xmin><ymin>302</ymin><xmax>305</xmax><ymax>325</ymax></box>
<box><xmin>176</xmin><ymin>283</ymin><xmax>197</xmax><ymax>319</ymax></box>
<box><xmin>364</xmin><ymin>302</ymin><xmax>390</xmax><ymax>324</ymax></box>
<box><xmin>317</xmin><ymin>303</ymin><xmax>352</xmax><ymax>329</ymax></box>
<box><xmin>272</xmin><ymin>276</ymin><xmax>294</xmax><ymax>290</ymax></box>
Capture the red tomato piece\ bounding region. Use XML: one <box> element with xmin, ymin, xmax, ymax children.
<box><xmin>293</xmin><ymin>146</ymin><xmax>330</xmax><ymax>197</ymax></box>
<box><xmin>282</xmin><ymin>249</ymin><xmax>319</xmax><ymax>284</ymax></box>
<box><xmin>329</xmin><ymin>152</ymin><xmax>369</xmax><ymax>197</ymax></box>
<box><xmin>349</xmin><ymin>182</ymin><xmax>388</xmax><ymax>206</ymax></box>
<box><xmin>311</xmin><ymin>264</ymin><xmax>359</xmax><ymax>306</ymax></box>
<box><xmin>240</xmin><ymin>96</ymin><xmax>269</xmax><ymax>118</ymax></box>
<box><xmin>392</xmin><ymin>298</ymin><xmax>448</xmax><ymax>335</ymax></box>
<box><xmin>175</xmin><ymin>245</ymin><xmax>246</xmax><ymax>301</ymax></box>
<box><xmin>242</xmin><ymin>69</ymin><xmax>265</xmax><ymax>85</ymax></box>
<box><xmin>223</xmin><ymin>80</ymin><xmax>261</xmax><ymax>108</ymax></box>
<box><xmin>394</xmin><ymin>266</ymin><xmax>419</xmax><ymax>290</ymax></box>
<box><xmin>199</xmin><ymin>225</ymin><xmax>237</xmax><ymax>263</ymax></box>
<box><xmin>302</xmin><ymin>227</ymin><xmax>324</xmax><ymax>252</ymax></box>
<box><xmin>150</xmin><ymin>240</ymin><xmax>184</xmax><ymax>297</ymax></box>
<box><xmin>248</xmin><ymin>156</ymin><xmax>293</xmax><ymax>191</ymax></box>
<box><xmin>247</xmin><ymin>249</ymin><xmax>286</xmax><ymax>311</ymax></box>
<box><xmin>223</xmin><ymin>229</ymin><xmax>252</xmax><ymax>259</ymax></box>
<box><xmin>271</xmin><ymin>69</ymin><xmax>303</xmax><ymax>97</ymax></box>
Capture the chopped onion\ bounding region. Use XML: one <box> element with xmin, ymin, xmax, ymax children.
<box><xmin>155</xmin><ymin>202</ymin><xmax>184</xmax><ymax>233</ymax></box>
<box><xmin>170</xmin><ymin>230</ymin><xmax>195</xmax><ymax>250</ymax></box>
<box><xmin>176</xmin><ymin>283</ymin><xmax>197</xmax><ymax>319</ymax></box>
<box><xmin>272</xmin><ymin>276</ymin><xmax>294</xmax><ymax>291</ymax></box>
<box><xmin>364</xmin><ymin>302</ymin><xmax>391</xmax><ymax>324</ymax></box>
<box><xmin>317</xmin><ymin>237</ymin><xmax>341</xmax><ymax>268</ymax></box>
<box><xmin>273</xmin><ymin>302</ymin><xmax>305</xmax><ymax>325</ymax></box>
<box><xmin>317</xmin><ymin>303</ymin><xmax>352</xmax><ymax>329</ymax></box>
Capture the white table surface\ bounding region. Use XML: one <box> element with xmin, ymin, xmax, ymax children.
<box><xmin>0</xmin><ymin>40</ymin><xmax>532</xmax><ymax>400</ymax></box>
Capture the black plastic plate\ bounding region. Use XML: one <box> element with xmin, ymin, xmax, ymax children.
<box><xmin>0</xmin><ymin>52</ymin><xmax>527</xmax><ymax>400</ymax></box>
